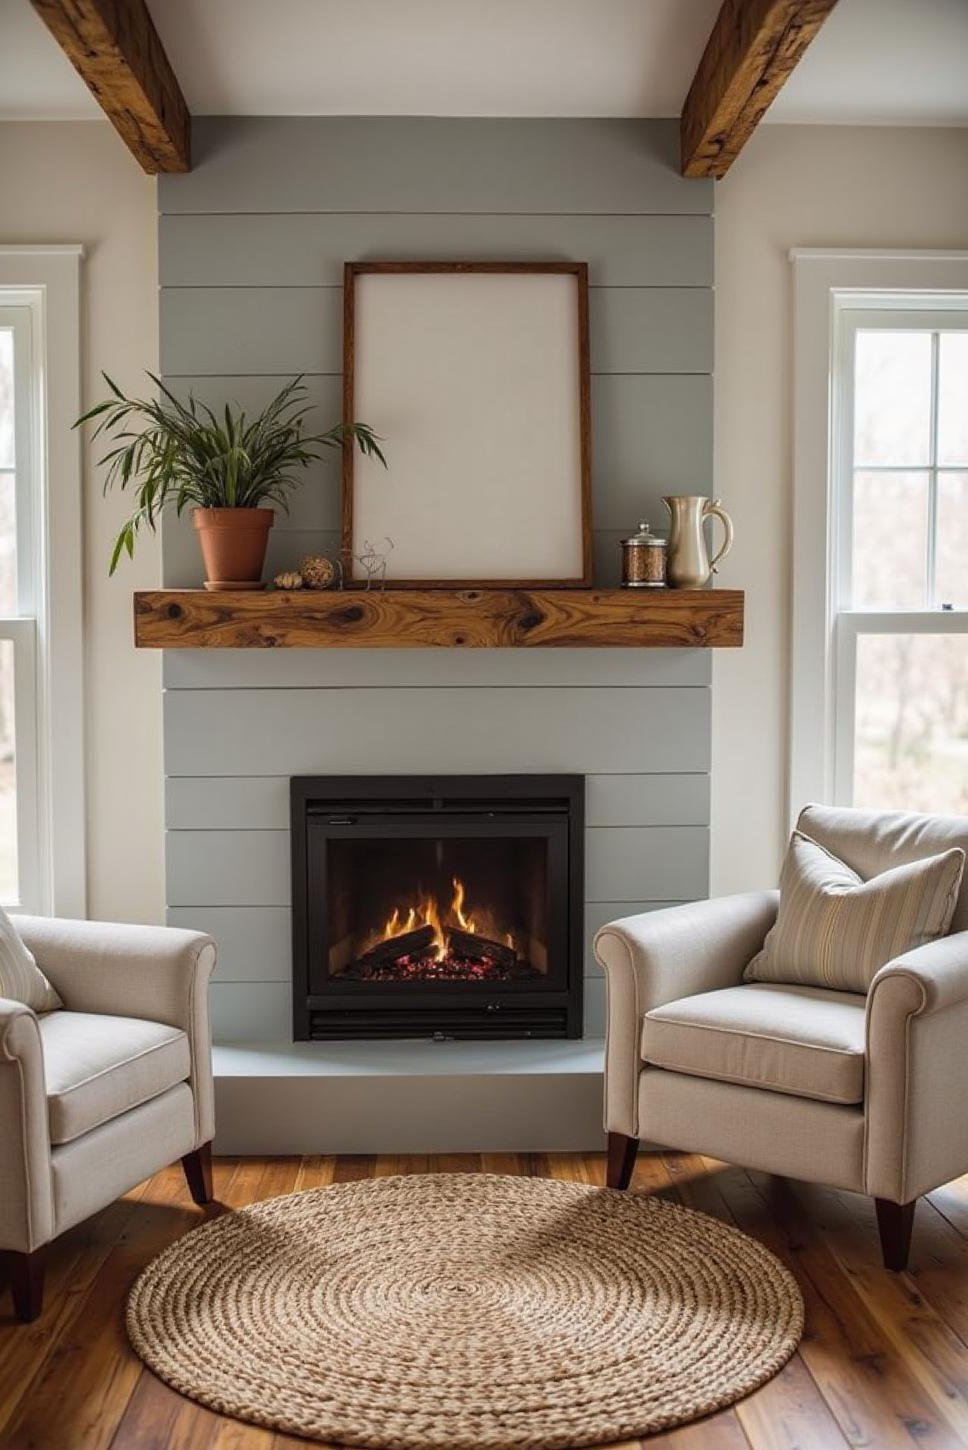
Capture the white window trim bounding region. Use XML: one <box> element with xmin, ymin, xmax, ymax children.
<box><xmin>789</xmin><ymin>249</ymin><xmax>968</xmax><ymax>824</ymax></box>
<box><xmin>0</xmin><ymin>247</ymin><xmax>86</xmax><ymax>916</ymax></box>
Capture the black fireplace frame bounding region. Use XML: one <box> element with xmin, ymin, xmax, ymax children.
<box><xmin>291</xmin><ymin>775</ymin><xmax>584</xmax><ymax>1041</ymax></box>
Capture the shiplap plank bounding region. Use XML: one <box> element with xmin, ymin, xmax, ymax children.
<box><xmin>160</xmin><ymin>213</ymin><xmax>713</xmax><ymax>289</ymax></box>
<box><xmin>162</xmin><ymin>640</ymin><xmax>711</xmax><ymax>690</ymax></box>
<box><xmin>166</xmin><ymin>830</ymin><xmax>290</xmax><ymax>906</ymax></box>
<box><xmin>160</xmin><ymin>117</ymin><xmax>712</xmax><ymax>216</ymax></box>
<box><xmin>164</xmin><ymin>687</ymin><xmax>710</xmax><ymax>777</ymax></box>
<box><xmin>166</xmin><ymin>772</ymin><xmax>709</xmax><ymax>831</ymax></box>
<box><xmin>161</xmin><ymin>288</ymin><xmax>341</xmax><ymax>376</ymax></box>
<box><xmin>593</xmin><ymin>374</ymin><xmax>713</xmax><ymax>528</ymax></box>
<box><xmin>591</xmin><ymin>288</ymin><xmax>712</xmax><ymax>374</ymax></box>
<box><xmin>586</xmin><ymin>826</ymin><xmax>708</xmax><ymax>901</ymax></box>
<box><xmin>160</xmin><ymin>286</ymin><xmax>711</xmax><ymax>378</ymax></box>
<box><xmin>584</xmin><ymin>976</ymin><xmax>605</xmax><ymax>1037</ymax></box>
<box><xmin>211</xmin><ymin>980</ymin><xmax>292</xmax><ymax>1040</ymax></box>
<box><xmin>166</xmin><ymin>825</ymin><xmax>707</xmax><ymax>908</ymax></box>
<box><xmin>585</xmin><ymin>900</ymin><xmax>688</xmax><ymax>976</ymax></box>
<box><xmin>167</xmin><ymin>905</ymin><xmax>291</xmax><ymax>981</ymax></box>
<box><xmin>585</xmin><ymin>774</ymin><xmax>709</xmax><ymax>827</ymax></box>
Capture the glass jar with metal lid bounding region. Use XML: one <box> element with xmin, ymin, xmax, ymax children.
<box><xmin>621</xmin><ymin>520</ymin><xmax>667</xmax><ymax>588</ymax></box>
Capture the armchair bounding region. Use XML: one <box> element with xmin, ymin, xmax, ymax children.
<box><xmin>0</xmin><ymin>916</ymin><xmax>216</xmax><ymax>1321</ymax></box>
<box><xmin>595</xmin><ymin>805</ymin><xmax>968</xmax><ymax>1271</ymax></box>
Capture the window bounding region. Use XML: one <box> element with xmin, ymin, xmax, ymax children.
<box><xmin>790</xmin><ymin>251</ymin><xmax>968</xmax><ymax>822</ymax></box>
<box><xmin>0</xmin><ymin>301</ymin><xmax>41</xmax><ymax>905</ymax></box>
<box><xmin>835</xmin><ymin>317</ymin><xmax>968</xmax><ymax>812</ymax></box>
<box><xmin>0</xmin><ymin>248</ymin><xmax>85</xmax><ymax>915</ymax></box>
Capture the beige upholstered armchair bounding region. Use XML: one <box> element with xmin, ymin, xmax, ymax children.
<box><xmin>1</xmin><ymin>916</ymin><xmax>216</xmax><ymax>1321</ymax></box>
<box><xmin>595</xmin><ymin>806</ymin><xmax>968</xmax><ymax>1272</ymax></box>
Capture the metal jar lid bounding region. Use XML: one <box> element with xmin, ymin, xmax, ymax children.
<box><xmin>622</xmin><ymin>520</ymin><xmax>666</xmax><ymax>548</ymax></box>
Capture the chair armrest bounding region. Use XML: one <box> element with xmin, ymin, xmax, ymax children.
<box><xmin>593</xmin><ymin>892</ymin><xmax>779</xmax><ymax>1137</ymax></box>
<box><xmin>866</xmin><ymin>931</ymin><xmax>968</xmax><ymax>1203</ymax></box>
<box><xmin>0</xmin><ymin>999</ymin><xmax>53</xmax><ymax>1252</ymax></box>
<box><xmin>12</xmin><ymin>916</ymin><xmax>217</xmax><ymax>1149</ymax></box>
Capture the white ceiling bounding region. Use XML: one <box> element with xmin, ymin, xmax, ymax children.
<box><xmin>1</xmin><ymin>0</ymin><xmax>967</xmax><ymax>125</ymax></box>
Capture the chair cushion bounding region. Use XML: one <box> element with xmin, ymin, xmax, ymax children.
<box><xmin>798</xmin><ymin>803</ymin><xmax>968</xmax><ymax>934</ymax></box>
<box><xmin>0</xmin><ymin>904</ymin><xmax>61</xmax><ymax>1012</ymax></box>
<box><xmin>39</xmin><ymin>1011</ymin><xmax>191</xmax><ymax>1145</ymax></box>
<box><xmin>641</xmin><ymin>983</ymin><xmax>868</xmax><ymax>1106</ymax></box>
<box><xmin>744</xmin><ymin>830</ymin><xmax>964</xmax><ymax>993</ymax></box>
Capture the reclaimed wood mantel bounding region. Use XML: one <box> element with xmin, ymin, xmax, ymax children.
<box><xmin>134</xmin><ymin>587</ymin><xmax>744</xmax><ymax>649</ymax></box>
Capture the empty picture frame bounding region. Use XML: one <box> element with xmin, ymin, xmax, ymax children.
<box><xmin>342</xmin><ymin>262</ymin><xmax>592</xmax><ymax>587</ymax></box>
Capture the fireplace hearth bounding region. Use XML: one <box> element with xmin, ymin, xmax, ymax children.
<box><xmin>291</xmin><ymin>776</ymin><xmax>584</xmax><ymax>1040</ymax></box>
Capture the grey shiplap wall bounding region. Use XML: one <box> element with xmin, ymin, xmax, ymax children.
<box><xmin>158</xmin><ymin>118</ymin><xmax>714</xmax><ymax>1042</ymax></box>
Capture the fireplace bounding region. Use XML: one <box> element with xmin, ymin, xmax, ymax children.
<box><xmin>291</xmin><ymin>776</ymin><xmax>584</xmax><ymax>1040</ymax></box>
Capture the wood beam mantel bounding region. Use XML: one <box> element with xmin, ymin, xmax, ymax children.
<box><xmin>681</xmin><ymin>0</ymin><xmax>838</xmax><ymax>178</ymax></box>
<box><xmin>30</xmin><ymin>0</ymin><xmax>190</xmax><ymax>173</ymax></box>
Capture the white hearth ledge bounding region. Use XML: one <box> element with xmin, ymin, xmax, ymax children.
<box><xmin>212</xmin><ymin>1039</ymin><xmax>605</xmax><ymax>1155</ymax></box>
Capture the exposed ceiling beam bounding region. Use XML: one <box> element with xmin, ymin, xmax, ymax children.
<box><xmin>30</xmin><ymin>0</ymin><xmax>190</xmax><ymax>173</ymax></box>
<box><xmin>681</xmin><ymin>0</ymin><xmax>839</xmax><ymax>179</ymax></box>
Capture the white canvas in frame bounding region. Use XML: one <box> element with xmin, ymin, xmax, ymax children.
<box><xmin>346</xmin><ymin>267</ymin><xmax>590</xmax><ymax>584</ymax></box>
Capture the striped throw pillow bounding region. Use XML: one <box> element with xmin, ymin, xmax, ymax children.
<box><xmin>0</xmin><ymin>907</ymin><xmax>61</xmax><ymax>1012</ymax></box>
<box><xmin>745</xmin><ymin>830</ymin><xmax>965</xmax><ymax>993</ymax></box>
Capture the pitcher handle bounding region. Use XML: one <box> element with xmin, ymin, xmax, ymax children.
<box><xmin>704</xmin><ymin>498</ymin><xmax>734</xmax><ymax>575</ymax></box>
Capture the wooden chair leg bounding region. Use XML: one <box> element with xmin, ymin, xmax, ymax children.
<box><xmin>2</xmin><ymin>1246</ymin><xmax>46</xmax><ymax>1322</ymax></box>
<box><xmin>606</xmin><ymin>1132</ymin><xmax>640</xmax><ymax>1189</ymax></box>
<box><xmin>875</xmin><ymin>1197</ymin><xmax>916</xmax><ymax>1271</ymax></box>
<box><xmin>181</xmin><ymin>1141</ymin><xmax>214</xmax><ymax>1205</ymax></box>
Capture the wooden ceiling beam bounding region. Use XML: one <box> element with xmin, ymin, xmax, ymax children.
<box><xmin>681</xmin><ymin>0</ymin><xmax>839</xmax><ymax>179</ymax></box>
<box><xmin>30</xmin><ymin>0</ymin><xmax>190</xmax><ymax>173</ymax></box>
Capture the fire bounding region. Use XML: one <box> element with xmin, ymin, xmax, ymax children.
<box><xmin>371</xmin><ymin>876</ymin><xmax>511</xmax><ymax>960</ymax></box>
<box><xmin>451</xmin><ymin>877</ymin><xmax>476</xmax><ymax>934</ymax></box>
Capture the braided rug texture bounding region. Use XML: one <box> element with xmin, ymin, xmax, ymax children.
<box><xmin>127</xmin><ymin>1173</ymin><xmax>803</xmax><ymax>1449</ymax></box>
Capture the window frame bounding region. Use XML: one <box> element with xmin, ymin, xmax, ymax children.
<box><xmin>790</xmin><ymin>249</ymin><xmax>968</xmax><ymax>820</ymax></box>
<box><xmin>0</xmin><ymin>247</ymin><xmax>85</xmax><ymax>916</ymax></box>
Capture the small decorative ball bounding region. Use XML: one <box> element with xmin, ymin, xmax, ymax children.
<box><xmin>272</xmin><ymin>570</ymin><xmax>304</xmax><ymax>591</ymax></box>
<box><xmin>299</xmin><ymin>554</ymin><xmax>337</xmax><ymax>590</ymax></box>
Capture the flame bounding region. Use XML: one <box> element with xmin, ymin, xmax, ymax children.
<box><xmin>451</xmin><ymin>876</ymin><xmax>476</xmax><ymax>934</ymax></box>
<box><xmin>364</xmin><ymin>876</ymin><xmax>524</xmax><ymax>964</ymax></box>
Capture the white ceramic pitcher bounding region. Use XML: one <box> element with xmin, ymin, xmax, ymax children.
<box><xmin>662</xmin><ymin>495</ymin><xmax>734</xmax><ymax>589</ymax></box>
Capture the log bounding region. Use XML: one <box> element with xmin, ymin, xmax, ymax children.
<box><xmin>356</xmin><ymin>924</ymin><xmax>435</xmax><ymax>968</ymax></box>
<box><xmin>449</xmin><ymin>927</ymin><xmax>517</xmax><ymax>970</ymax></box>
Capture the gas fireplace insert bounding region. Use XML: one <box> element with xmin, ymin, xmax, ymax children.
<box><xmin>291</xmin><ymin>776</ymin><xmax>584</xmax><ymax>1040</ymax></box>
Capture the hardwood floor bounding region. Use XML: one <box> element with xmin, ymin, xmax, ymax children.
<box><xmin>4</xmin><ymin>1151</ymin><xmax>968</xmax><ymax>1448</ymax></box>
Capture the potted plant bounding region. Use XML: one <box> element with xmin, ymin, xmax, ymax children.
<box><xmin>76</xmin><ymin>374</ymin><xmax>386</xmax><ymax>585</ymax></box>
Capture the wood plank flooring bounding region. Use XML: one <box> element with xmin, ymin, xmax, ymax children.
<box><xmin>3</xmin><ymin>1151</ymin><xmax>968</xmax><ymax>1448</ymax></box>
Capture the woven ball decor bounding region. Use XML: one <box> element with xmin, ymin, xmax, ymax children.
<box><xmin>127</xmin><ymin>1173</ymin><xmax>803</xmax><ymax>1449</ymax></box>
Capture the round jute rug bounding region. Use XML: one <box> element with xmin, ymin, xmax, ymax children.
<box><xmin>127</xmin><ymin>1173</ymin><xmax>802</xmax><ymax>1449</ymax></box>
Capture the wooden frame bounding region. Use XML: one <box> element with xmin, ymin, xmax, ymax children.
<box><xmin>342</xmin><ymin>262</ymin><xmax>593</xmax><ymax>588</ymax></box>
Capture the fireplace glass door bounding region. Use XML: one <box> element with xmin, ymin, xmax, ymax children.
<box><xmin>324</xmin><ymin>830</ymin><xmax>551</xmax><ymax>986</ymax></box>
<box><xmin>292</xmin><ymin>777</ymin><xmax>583</xmax><ymax>1040</ymax></box>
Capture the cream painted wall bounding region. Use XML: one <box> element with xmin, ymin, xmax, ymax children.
<box><xmin>0</xmin><ymin>121</ymin><xmax>163</xmax><ymax>923</ymax></box>
<box><xmin>711</xmin><ymin>125</ymin><xmax>968</xmax><ymax>895</ymax></box>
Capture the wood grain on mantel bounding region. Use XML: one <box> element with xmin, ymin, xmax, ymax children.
<box><xmin>134</xmin><ymin>588</ymin><xmax>744</xmax><ymax>649</ymax></box>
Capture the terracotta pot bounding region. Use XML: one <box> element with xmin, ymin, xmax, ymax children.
<box><xmin>192</xmin><ymin>508</ymin><xmax>274</xmax><ymax>587</ymax></box>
